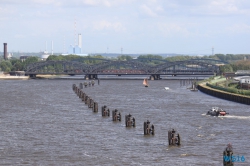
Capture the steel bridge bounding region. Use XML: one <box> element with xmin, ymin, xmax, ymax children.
<box><xmin>25</xmin><ymin>58</ymin><xmax>222</xmax><ymax>80</ymax></box>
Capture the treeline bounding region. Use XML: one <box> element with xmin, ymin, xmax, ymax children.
<box><xmin>0</xmin><ymin>57</ymin><xmax>39</xmax><ymax>72</ymax></box>
<box><xmin>1</xmin><ymin>53</ymin><xmax>249</xmax><ymax>72</ymax></box>
<box><xmin>219</xmin><ymin>60</ymin><xmax>250</xmax><ymax>73</ymax></box>
<box><xmin>47</xmin><ymin>54</ymin><xmax>105</xmax><ymax>64</ymax></box>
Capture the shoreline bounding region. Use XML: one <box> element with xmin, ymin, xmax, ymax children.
<box><xmin>198</xmin><ymin>82</ymin><xmax>250</xmax><ymax>105</ymax></box>
<box><xmin>0</xmin><ymin>75</ymin><xmax>29</xmax><ymax>80</ymax></box>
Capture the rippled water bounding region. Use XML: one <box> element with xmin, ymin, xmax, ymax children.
<box><xmin>0</xmin><ymin>79</ymin><xmax>249</xmax><ymax>166</ymax></box>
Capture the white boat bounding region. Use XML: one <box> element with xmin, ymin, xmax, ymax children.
<box><xmin>164</xmin><ymin>87</ymin><xmax>169</xmax><ymax>90</ymax></box>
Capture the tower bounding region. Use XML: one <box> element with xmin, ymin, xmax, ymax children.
<box><xmin>74</xmin><ymin>20</ymin><xmax>76</xmax><ymax>46</ymax></box>
<box><xmin>78</xmin><ymin>33</ymin><xmax>82</xmax><ymax>48</ymax></box>
<box><xmin>212</xmin><ymin>46</ymin><xmax>214</xmax><ymax>56</ymax></box>
<box><xmin>3</xmin><ymin>43</ymin><xmax>7</xmax><ymax>60</ymax></box>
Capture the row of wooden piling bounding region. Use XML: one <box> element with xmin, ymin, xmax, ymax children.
<box><xmin>72</xmin><ymin>83</ymin><xmax>182</xmax><ymax>146</ymax></box>
<box><xmin>79</xmin><ymin>80</ymin><xmax>96</xmax><ymax>89</ymax></box>
<box><xmin>72</xmin><ymin>83</ymin><xmax>155</xmax><ymax>135</ymax></box>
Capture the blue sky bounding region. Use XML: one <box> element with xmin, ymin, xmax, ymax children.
<box><xmin>1</xmin><ymin>0</ymin><xmax>250</xmax><ymax>55</ymax></box>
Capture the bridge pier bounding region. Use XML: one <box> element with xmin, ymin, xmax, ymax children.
<box><xmin>150</xmin><ymin>74</ymin><xmax>161</xmax><ymax>80</ymax></box>
<box><xmin>85</xmin><ymin>74</ymin><xmax>98</xmax><ymax>80</ymax></box>
<box><xmin>29</xmin><ymin>74</ymin><xmax>36</xmax><ymax>79</ymax></box>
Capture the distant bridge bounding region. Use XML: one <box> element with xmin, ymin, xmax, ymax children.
<box><xmin>26</xmin><ymin>58</ymin><xmax>223</xmax><ymax>80</ymax></box>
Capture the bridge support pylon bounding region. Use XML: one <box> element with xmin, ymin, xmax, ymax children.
<box><xmin>85</xmin><ymin>74</ymin><xmax>98</xmax><ymax>80</ymax></box>
<box><xmin>150</xmin><ymin>74</ymin><xmax>161</xmax><ymax>80</ymax></box>
<box><xmin>29</xmin><ymin>74</ymin><xmax>36</xmax><ymax>79</ymax></box>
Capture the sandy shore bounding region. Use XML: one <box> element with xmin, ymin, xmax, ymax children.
<box><xmin>36</xmin><ymin>74</ymin><xmax>68</xmax><ymax>79</ymax></box>
<box><xmin>0</xmin><ymin>75</ymin><xmax>29</xmax><ymax>80</ymax></box>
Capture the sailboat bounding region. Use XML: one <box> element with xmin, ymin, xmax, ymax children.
<box><xmin>143</xmin><ymin>78</ymin><xmax>149</xmax><ymax>87</ymax></box>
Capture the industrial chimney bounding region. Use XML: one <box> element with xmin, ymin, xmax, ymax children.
<box><xmin>3</xmin><ymin>43</ymin><xmax>7</xmax><ymax>60</ymax></box>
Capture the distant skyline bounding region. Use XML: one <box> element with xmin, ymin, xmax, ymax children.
<box><xmin>1</xmin><ymin>0</ymin><xmax>250</xmax><ymax>55</ymax></box>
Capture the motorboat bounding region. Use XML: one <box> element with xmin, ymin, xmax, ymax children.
<box><xmin>164</xmin><ymin>87</ymin><xmax>169</xmax><ymax>90</ymax></box>
<box><xmin>206</xmin><ymin>107</ymin><xmax>228</xmax><ymax>116</ymax></box>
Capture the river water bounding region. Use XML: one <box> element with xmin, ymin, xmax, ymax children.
<box><xmin>0</xmin><ymin>79</ymin><xmax>249</xmax><ymax>166</ymax></box>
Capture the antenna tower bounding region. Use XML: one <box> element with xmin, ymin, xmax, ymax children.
<box><xmin>212</xmin><ymin>46</ymin><xmax>214</xmax><ymax>56</ymax></box>
<box><xmin>74</xmin><ymin>20</ymin><xmax>76</xmax><ymax>46</ymax></box>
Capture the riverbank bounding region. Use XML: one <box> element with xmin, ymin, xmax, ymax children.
<box><xmin>0</xmin><ymin>75</ymin><xmax>29</xmax><ymax>80</ymax></box>
<box><xmin>36</xmin><ymin>74</ymin><xmax>68</xmax><ymax>79</ymax></box>
<box><xmin>198</xmin><ymin>77</ymin><xmax>250</xmax><ymax>105</ymax></box>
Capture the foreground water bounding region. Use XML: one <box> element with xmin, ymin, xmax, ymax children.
<box><xmin>0</xmin><ymin>79</ymin><xmax>249</xmax><ymax>166</ymax></box>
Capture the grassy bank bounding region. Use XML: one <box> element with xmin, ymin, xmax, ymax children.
<box><xmin>198</xmin><ymin>76</ymin><xmax>250</xmax><ymax>96</ymax></box>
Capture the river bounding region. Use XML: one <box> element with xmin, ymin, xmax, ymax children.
<box><xmin>0</xmin><ymin>79</ymin><xmax>249</xmax><ymax>166</ymax></box>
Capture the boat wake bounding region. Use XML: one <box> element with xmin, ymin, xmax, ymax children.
<box><xmin>219</xmin><ymin>115</ymin><xmax>250</xmax><ymax>120</ymax></box>
<box><xmin>202</xmin><ymin>113</ymin><xmax>250</xmax><ymax>120</ymax></box>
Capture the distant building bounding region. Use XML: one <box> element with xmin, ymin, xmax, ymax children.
<box><xmin>68</xmin><ymin>33</ymin><xmax>82</xmax><ymax>54</ymax></box>
<box><xmin>20</xmin><ymin>56</ymin><xmax>29</xmax><ymax>62</ymax></box>
<box><xmin>7</xmin><ymin>53</ymin><xmax>12</xmax><ymax>59</ymax></box>
<box><xmin>239</xmin><ymin>78</ymin><xmax>250</xmax><ymax>90</ymax></box>
<box><xmin>40</xmin><ymin>54</ymin><xmax>49</xmax><ymax>61</ymax></box>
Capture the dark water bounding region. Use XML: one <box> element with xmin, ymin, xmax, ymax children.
<box><xmin>0</xmin><ymin>79</ymin><xmax>249</xmax><ymax>166</ymax></box>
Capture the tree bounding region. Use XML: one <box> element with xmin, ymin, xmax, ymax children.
<box><xmin>219</xmin><ymin>65</ymin><xmax>233</xmax><ymax>73</ymax></box>
<box><xmin>23</xmin><ymin>57</ymin><xmax>39</xmax><ymax>70</ymax></box>
<box><xmin>0</xmin><ymin>60</ymin><xmax>12</xmax><ymax>72</ymax></box>
<box><xmin>118</xmin><ymin>55</ymin><xmax>133</xmax><ymax>61</ymax></box>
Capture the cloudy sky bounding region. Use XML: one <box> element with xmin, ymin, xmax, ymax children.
<box><xmin>1</xmin><ymin>0</ymin><xmax>250</xmax><ymax>55</ymax></box>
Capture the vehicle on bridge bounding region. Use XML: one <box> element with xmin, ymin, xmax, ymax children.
<box><xmin>207</xmin><ymin>107</ymin><xmax>228</xmax><ymax>116</ymax></box>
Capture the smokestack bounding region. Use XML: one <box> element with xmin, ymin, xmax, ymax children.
<box><xmin>3</xmin><ymin>43</ymin><xmax>7</xmax><ymax>60</ymax></box>
<box><xmin>78</xmin><ymin>33</ymin><xmax>82</xmax><ymax>48</ymax></box>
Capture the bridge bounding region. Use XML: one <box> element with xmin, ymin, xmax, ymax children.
<box><xmin>25</xmin><ymin>58</ymin><xmax>223</xmax><ymax>80</ymax></box>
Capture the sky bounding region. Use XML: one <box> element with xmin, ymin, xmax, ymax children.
<box><xmin>1</xmin><ymin>0</ymin><xmax>250</xmax><ymax>55</ymax></box>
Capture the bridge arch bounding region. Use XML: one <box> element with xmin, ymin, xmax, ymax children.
<box><xmin>151</xmin><ymin>60</ymin><xmax>220</xmax><ymax>74</ymax></box>
<box><xmin>89</xmin><ymin>60</ymin><xmax>152</xmax><ymax>74</ymax></box>
<box><xmin>26</xmin><ymin>60</ymin><xmax>90</xmax><ymax>75</ymax></box>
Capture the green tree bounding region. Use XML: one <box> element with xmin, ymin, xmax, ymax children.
<box><xmin>0</xmin><ymin>60</ymin><xmax>12</xmax><ymax>72</ymax></box>
<box><xmin>12</xmin><ymin>61</ymin><xmax>24</xmax><ymax>71</ymax></box>
<box><xmin>219</xmin><ymin>65</ymin><xmax>233</xmax><ymax>73</ymax></box>
<box><xmin>118</xmin><ymin>55</ymin><xmax>133</xmax><ymax>61</ymax></box>
<box><xmin>23</xmin><ymin>57</ymin><xmax>39</xmax><ymax>70</ymax></box>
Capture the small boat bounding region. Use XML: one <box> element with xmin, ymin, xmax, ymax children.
<box><xmin>165</xmin><ymin>87</ymin><xmax>169</xmax><ymax>90</ymax></box>
<box><xmin>206</xmin><ymin>107</ymin><xmax>228</xmax><ymax>116</ymax></box>
<box><xmin>143</xmin><ymin>78</ymin><xmax>149</xmax><ymax>87</ymax></box>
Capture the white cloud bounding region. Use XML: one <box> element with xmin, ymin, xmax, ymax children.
<box><xmin>140</xmin><ymin>4</ymin><xmax>158</xmax><ymax>17</ymax></box>
<box><xmin>157</xmin><ymin>23</ymin><xmax>190</xmax><ymax>37</ymax></box>
<box><xmin>226</xmin><ymin>24</ymin><xmax>250</xmax><ymax>34</ymax></box>
<box><xmin>93</xmin><ymin>20</ymin><xmax>126</xmax><ymax>32</ymax></box>
<box><xmin>14</xmin><ymin>34</ymin><xmax>26</xmax><ymax>38</ymax></box>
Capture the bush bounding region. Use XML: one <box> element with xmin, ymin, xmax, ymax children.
<box><xmin>206</xmin><ymin>83</ymin><xmax>250</xmax><ymax>96</ymax></box>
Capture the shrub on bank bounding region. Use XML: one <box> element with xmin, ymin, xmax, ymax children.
<box><xmin>206</xmin><ymin>83</ymin><xmax>250</xmax><ymax>96</ymax></box>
